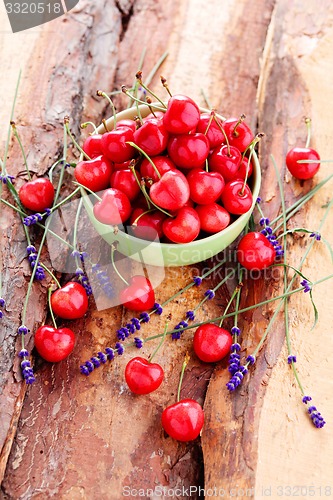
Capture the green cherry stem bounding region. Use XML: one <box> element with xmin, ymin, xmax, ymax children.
<box><xmin>305</xmin><ymin>117</ymin><xmax>312</xmax><ymax>149</ymax></box>
<box><xmin>72</xmin><ymin>181</ymin><xmax>102</xmax><ymax>201</ymax></box>
<box><xmin>149</xmin><ymin>321</ymin><xmax>168</xmax><ymax>363</ymax></box>
<box><xmin>10</xmin><ymin>121</ymin><xmax>32</xmax><ymax>180</ymax></box>
<box><xmin>160</xmin><ymin>76</ymin><xmax>172</xmax><ymax>98</ymax></box>
<box><xmin>121</xmin><ymin>86</ymin><xmax>166</xmax><ymax>112</ymax></box>
<box><xmin>219</xmin><ymin>280</ymin><xmax>242</xmax><ymax>328</ymax></box>
<box><xmin>136</xmin><ymin>71</ymin><xmax>167</xmax><ymax>108</ymax></box>
<box><xmin>140</xmin><ymin>183</ymin><xmax>173</xmax><ymax>218</ymax></box>
<box><xmin>39</xmin><ymin>263</ymin><xmax>61</xmax><ymax>288</ymax></box>
<box><xmin>97</xmin><ymin>90</ymin><xmax>117</xmax><ymax>129</ymax></box>
<box><xmin>64</xmin><ymin>118</ymin><xmax>91</xmax><ymax>161</ymax></box>
<box><xmin>213</xmin><ymin>114</ymin><xmax>230</xmax><ymax>155</ymax></box>
<box><xmin>81</xmin><ymin>121</ymin><xmax>99</xmax><ymax>134</ymax></box>
<box><xmin>47</xmin><ymin>287</ymin><xmax>58</xmax><ymax>329</ymax></box>
<box><xmin>111</xmin><ymin>245</ymin><xmax>129</xmax><ymax>286</ymax></box>
<box><xmin>127</xmin><ymin>141</ymin><xmax>161</xmax><ymax>179</ymax></box>
<box><xmin>132</xmin><ymin>208</ymin><xmax>155</xmax><ymax>225</ymax></box>
<box><xmin>177</xmin><ymin>353</ymin><xmax>190</xmax><ymax>402</ymax></box>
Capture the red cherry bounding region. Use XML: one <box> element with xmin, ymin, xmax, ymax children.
<box><xmin>82</xmin><ymin>135</ymin><xmax>103</xmax><ymax>159</ymax></box>
<box><xmin>129</xmin><ymin>208</ymin><xmax>165</xmax><ymax>241</ymax></box>
<box><xmin>235</xmin><ymin>156</ymin><xmax>253</xmax><ymax>180</ymax></box>
<box><xmin>101</xmin><ymin>127</ymin><xmax>135</xmax><ymax>163</ymax></box>
<box><xmin>193</xmin><ymin>324</ymin><xmax>232</xmax><ymax>362</ymax></box>
<box><xmin>196</xmin><ymin>113</ymin><xmax>225</xmax><ymax>148</ymax></box>
<box><xmin>140</xmin><ymin>156</ymin><xmax>176</xmax><ymax>183</ymax></box>
<box><xmin>19</xmin><ymin>178</ymin><xmax>55</xmax><ymax>212</ymax></box>
<box><xmin>209</xmin><ymin>145</ymin><xmax>242</xmax><ymax>181</ymax></box>
<box><xmin>93</xmin><ymin>188</ymin><xmax>131</xmax><ymax>225</ymax></box>
<box><xmin>163</xmin><ymin>95</ymin><xmax>200</xmax><ymax>134</ymax></box>
<box><xmin>34</xmin><ymin>325</ymin><xmax>75</xmax><ymax>362</ymax></box>
<box><xmin>50</xmin><ymin>282</ymin><xmax>88</xmax><ymax>320</ymax></box>
<box><xmin>74</xmin><ymin>155</ymin><xmax>113</xmax><ymax>192</ymax></box>
<box><xmin>286</xmin><ymin>148</ymin><xmax>320</xmax><ymax>180</ymax></box>
<box><xmin>237</xmin><ymin>231</ymin><xmax>276</xmax><ymax>270</ymax></box>
<box><xmin>125</xmin><ymin>357</ymin><xmax>164</xmax><ymax>394</ymax></box>
<box><xmin>113</xmin><ymin>160</ymin><xmax>132</xmax><ymax>171</ymax></box>
<box><xmin>162</xmin><ymin>206</ymin><xmax>200</xmax><ymax>243</ymax></box>
<box><xmin>222</xmin><ymin>117</ymin><xmax>254</xmax><ymax>152</ymax></box>
<box><xmin>120</xmin><ymin>275</ymin><xmax>155</xmax><ymax>311</ymax></box>
<box><xmin>167</xmin><ymin>133</ymin><xmax>210</xmax><ymax>169</ymax></box>
<box><xmin>116</xmin><ymin>119</ymin><xmax>136</xmax><ymax>132</ymax></box>
<box><xmin>134</xmin><ymin>118</ymin><xmax>169</xmax><ymax>156</ymax></box>
<box><xmin>195</xmin><ymin>203</ymin><xmax>230</xmax><ymax>233</ymax></box>
<box><xmin>187</xmin><ymin>168</ymin><xmax>225</xmax><ymax>204</ymax></box>
<box><xmin>150</xmin><ymin>170</ymin><xmax>190</xmax><ymax>211</ymax></box>
<box><xmin>161</xmin><ymin>399</ymin><xmax>204</xmax><ymax>441</ymax></box>
<box><xmin>143</xmin><ymin>111</ymin><xmax>165</xmax><ymax>122</ymax></box>
<box><xmin>221</xmin><ymin>180</ymin><xmax>253</xmax><ymax>215</ymax></box>
<box><xmin>110</xmin><ymin>169</ymin><xmax>141</xmax><ymax>201</ymax></box>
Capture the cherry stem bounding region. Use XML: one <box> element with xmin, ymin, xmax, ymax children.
<box><xmin>39</xmin><ymin>263</ymin><xmax>61</xmax><ymax>288</ymax></box>
<box><xmin>48</xmin><ymin>159</ymin><xmax>68</xmax><ymax>185</ymax></box>
<box><xmin>141</xmin><ymin>183</ymin><xmax>173</xmax><ymax>218</ymax></box>
<box><xmin>97</xmin><ymin>91</ymin><xmax>117</xmax><ymax>129</ymax></box>
<box><xmin>149</xmin><ymin>321</ymin><xmax>168</xmax><ymax>363</ymax></box>
<box><xmin>121</xmin><ymin>86</ymin><xmax>166</xmax><ymax>112</ymax></box>
<box><xmin>297</xmin><ymin>159</ymin><xmax>332</xmax><ymax>164</ymax></box>
<box><xmin>136</xmin><ymin>71</ymin><xmax>167</xmax><ymax>108</ymax></box>
<box><xmin>145</xmin><ymin>96</ymin><xmax>157</xmax><ymax>117</ymax></box>
<box><xmin>102</xmin><ymin>119</ymin><xmax>109</xmax><ymax>133</ymax></box>
<box><xmin>205</xmin><ymin>159</ymin><xmax>209</xmax><ymax>172</ymax></box>
<box><xmin>80</xmin><ymin>121</ymin><xmax>99</xmax><ymax>134</ymax></box>
<box><xmin>200</xmin><ymin>88</ymin><xmax>212</xmax><ymax>109</ymax></box>
<box><xmin>160</xmin><ymin>76</ymin><xmax>172</xmax><ymax>98</ymax></box>
<box><xmin>204</xmin><ymin>111</ymin><xmax>215</xmax><ymax>135</ymax></box>
<box><xmin>240</xmin><ymin>134</ymin><xmax>264</xmax><ymax>196</ymax></box>
<box><xmin>10</xmin><ymin>121</ymin><xmax>32</xmax><ymax>180</ymax></box>
<box><xmin>213</xmin><ymin>115</ymin><xmax>230</xmax><ymax>156</ymax></box>
<box><xmin>126</xmin><ymin>141</ymin><xmax>161</xmax><ymax>179</ymax></box>
<box><xmin>240</xmin><ymin>148</ymin><xmax>255</xmax><ymax>196</ymax></box>
<box><xmin>177</xmin><ymin>353</ymin><xmax>190</xmax><ymax>402</ymax></box>
<box><xmin>132</xmin><ymin>208</ymin><xmax>155</xmax><ymax>226</ymax></box>
<box><xmin>232</xmin><ymin>114</ymin><xmax>246</xmax><ymax>138</ymax></box>
<box><xmin>111</xmin><ymin>245</ymin><xmax>129</xmax><ymax>286</ymax></box>
<box><xmin>72</xmin><ymin>181</ymin><xmax>102</xmax><ymax>202</ymax></box>
<box><xmin>305</xmin><ymin>117</ymin><xmax>312</xmax><ymax>149</ymax></box>
<box><xmin>64</xmin><ymin>120</ymin><xmax>91</xmax><ymax>161</ymax></box>
<box><xmin>48</xmin><ymin>287</ymin><xmax>58</xmax><ymax>329</ymax></box>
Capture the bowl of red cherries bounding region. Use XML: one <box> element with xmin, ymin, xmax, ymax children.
<box><xmin>79</xmin><ymin>93</ymin><xmax>261</xmax><ymax>267</ymax></box>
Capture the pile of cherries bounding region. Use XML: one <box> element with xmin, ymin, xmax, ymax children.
<box><xmin>77</xmin><ymin>94</ymin><xmax>257</xmax><ymax>244</ymax></box>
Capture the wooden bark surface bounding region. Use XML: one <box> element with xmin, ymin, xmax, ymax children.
<box><xmin>1</xmin><ymin>0</ymin><xmax>333</xmax><ymax>498</ymax></box>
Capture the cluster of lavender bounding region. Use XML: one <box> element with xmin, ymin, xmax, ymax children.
<box><xmin>302</xmin><ymin>396</ymin><xmax>326</xmax><ymax>429</ymax></box>
<box><xmin>23</xmin><ymin>208</ymin><xmax>51</xmax><ymax>226</ymax></box>
<box><xmin>75</xmin><ymin>268</ymin><xmax>93</xmax><ymax>296</ymax></box>
<box><xmin>228</xmin><ymin>327</ymin><xmax>241</xmax><ymax>375</ymax></box>
<box><xmin>91</xmin><ymin>263</ymin><xmax>115</xmax><ymax>299</ymax></box>
<box><xmin>172</xmin><ymin>276</ymin><xmax>202</xmax><ymax>340</ymax></box>
<box><xmin>26</xmin><ymin>245</ymin><xmax>45</xmax><ymax>280</ymax></box>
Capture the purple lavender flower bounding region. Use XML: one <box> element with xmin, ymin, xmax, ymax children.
<box><xmin>231</xmin><ymin>326</ymin><xmax>240</xmax><ymax>336</ymax></box>
<box><xmin>0</xmin><ymin>311</ymin><xmax>3</xmax><ymax>319</ymax></box>
<box><xmin>226</xmin><ymin>366</ymin><xmax>248</xmax><ymax>391</ymax></box>
<box><xmin>287</xmin><ymin>355</ymin><xmax>297</xmax><ymax>364</ymax></box>
<box><xmin>131</xmin><ymin>317</ymin><xmax>141</xmax><ymax>330</ymax></box>
<box><xmin>18</xmin><ymin>349</ymin><xmax>29</xmax><ymax>358</ymax></box>
<box><xmin>310</xmin><ymin>232</ymin><xmax>321</xmax><ymax>241</ymax></box>
<box><xmin>0</xmin><ymin>298</ymin><xmax>5</xmax><ymax>308</ymax></box>
<box><xmin>20</xmin><ymin>359</ymin><xmax>35</xmax><ymax>384</ymax></box>
<box><xmin>115</xmin><ymin>342</ymin><xmax>124</xmax><ymax>355</ymax></box>
<box><xmin>26</xmin><ymin>246</ymin><xmax>45</xmax><ymax>281</ymax></box>
<box><xmin>23</xmin><ymin>213</ymin><xmax>43</xmax><ymax>226</ymax></box>
<box><xmin>75</xmin><ymin>268</ymin><xmax>93</xmax><ymax>296</ymax></box>
<box><xmin>153</xmin><ymin>303</ymin><xmax>163</xmax><ymax>315</ymax></box>
<box><xmin>204</xmin><ymin>289</ymin><xmax>215</xmax><ymax>300</ymax></box>
<box><xmin>302</xmin><ymin>396</ymin><xmax>326</xmax><ymax>428</ymax></box>
<box><xmin>139</xmin><ymin>312</ymin><xmax>150</xmax><ymax>323</ymax></box>
<box><xmin>186</xmin><ymin>310</ymin><xmax>195</xmax><ymax>321</ymax></box>
<box><xmin>300</xmin><ymin>279</ymin><xmax>312</xmax><ymax>293</ymax></box>
<box><xmin>0</xmin><ymin>174</ymin><xmax>15</xmax><ymax>184</ymax></box>
<box><xmin>256</xmin><ymin>197</ymin><xmax>262</xmax><ymax>204</ymax></box>
<box><xmin>246</xmin><ymin>355</ymin><xmax>256</xmax><ymax>365</ymax></box>
<box><xmin>134</xmin><ymin>337</ymin><xmax>143</xmax><ymax>349</ymax></box>
<box><xmin>193</xmin><ymin>276</ymin><xmax>202</xmax><ymax>286</ymax></box>
<box><xmin>18</xmin><ymin>325</ymin><xmax>29</xmax><ymax>335</ymax></box>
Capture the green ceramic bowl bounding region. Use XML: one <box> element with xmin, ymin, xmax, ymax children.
<box><xmin>81</xmin><ymin>105</ymin><xmax>261</xmax><ymax>267</ymax></box>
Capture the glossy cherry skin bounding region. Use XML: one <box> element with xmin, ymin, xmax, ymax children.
<box><xmin>196</xmin><ymin>113</ymin><xmax>225</xmax><ymax>149</ymax></box>
<box><xmin>101</xmin><ymin>127</ymin><xmax>135</xmax><ymax>163</ymax></box>
<box><xmin>140</xmin><ymin>156</ymin><xmax>177</xmax><ymax>183</ymax></box>
<box><xmin>286</xmin><ymin>147</ymin><xmax>320</xmax><ymax>179</ymax></box>
<box><xmin>209</xmin><ymin>145</ymin><xmax>242</xmax><ymax>181</ymax></box>
<box><xmin>237</xmin><ymin>231</ymin><xmax>276</xmax><ymax>270</ymax></box>
<box><xmin>34</xmin><ymin>325</ymin><xmax>75</xmax><ymax>362</ymax></box>
<box><xmin>162</xmin><ymin>206</ymin><xmax>200</xmax><ymax>243</ymax></box>
<box><xmin>110</xmin><ymin>169</ymin><xmax>141</xmax><ymax>201</ymax></box>
<box><xmin>50</xmin><ymin>282</ymin><xmax>88</xmax><ymax>320</ymax></box>
<box><xmin>120</xmin><ymin>275</ymin><xmax>155</xmax><ymax>311</ymax></box>
<box><xmin>74</xmin><ymin>155</ymin><xmax>113</xmax><ymax>192</ymax></box>
<box><xmin>19</xmin><ymin>178</ymin><xmax>55</xmax><ymax>212</ymax></box>
<box><xmin>116</xmin><ymin>119</ymin><xmax>136</xmax><ymax>132</ymax></box>
<box><xmin>129</xmin><ymin>208</ymin><xmax>165</xmax><ymax>241</ymax></box>
<box><xmin>222</xmin><ymin>117</ymin><xmax>254</xmax><ymax>152</ymax></box>
<box><xmin>143</xmin><ymin>111</ymin><xmax>165</xmax><ymax>122</ymax></box>
<box><xmin>125</xmin><ymin>357</ymin><xmax>164</xmax><ymax>394</ymax></box>
<box><xmin>235</xmin><ymin>156</ymin><xmax>253</xmax><ymax>180</ymax></box>
<box><xmin>134</xmin><ymin>118</ymin><xmax>169</xmax><ymax>156</ymax></box>
<box><xmin>195</xmin><ymin>203</ymin><xmax>230</xmax><ymax>233</ymax></box>
<box><xmin>93</xmin><ymin>188</ymin><xmax>131</xmax><ymax>225</ymax></box>
<box><xmin>82</xmin><ymin>134</ymin><xmax>103</xmax><ymax>159</ymax></box>
<box><xmin>163</xmin><ymin>95</ymin><xmax>200</xmax><ymax>134</ymax></box>
<box><xmin>167</xmin><ymin>133</ymin><xmax>210</xmax><ymax>169</ymax></box>
<box><xmin>187</xmin><ymin>168</ymin><xmax>225</xmax><ymax>204</ymax></box>
<box><xmin>150</xmin><ymin>170</ymin><xmax>190</xmax><ymax>211</ymax></box>
<box><xmin>161</xmin><ymin>399</ymin><xmax>204</xmax><ymax>442</ymax></box>
<box><xmin>221</xmin><ymin>180</ymin><xmax>253</xmax><ymax>215</ymax></box>
<box><xmin>193</xmin><ymin>324</ymin><xmax>232</xmax><ymax>362</ymax></box>
<box><xmin>114</xmin><ymin>160</ymin><xmax>133</xmax><ymax>171</ymax></box>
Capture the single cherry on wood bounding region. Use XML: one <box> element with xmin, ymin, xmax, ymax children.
<box><xmin>34</xmin><ymin>325</ymin><xmax>75</xmax><ymax>362</ymax></box>
<box><xmin>193</xmin><ymin>323</ymin><xmax>232</xmax><ymax>362</ymax></box>
<box><xmin>125</xmin><ymin>357</ymin><xmax>164</xmax><ymax>395</ymax></box>
<box><xmin>19</xmin><ymin>178</ymin><xmax>55</xmax><ymax>212</ymax></box>
<box><xmin>286</xmin><ymin>118</ymin><xmax>321</xmax><ymax>180</ymax></box>
<box><xmin>237</xmin><ymin>231</ymin><xmax>276</xmax><ymax>270</ymax></box>
<box><xmin>120</xmin><ymin>275</ymin><xmax>155</xmax><ymax>311</ymax></box>
<box><xmin>51</xmin><ymin>282</ymin><xmax>88</xmax><ymax>320</ymax></box>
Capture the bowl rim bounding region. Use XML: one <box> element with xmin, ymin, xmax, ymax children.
<box><xmin>80</xmin><ymin>104</ymin><xmax>261</xmax><ymax>251</ymax></box>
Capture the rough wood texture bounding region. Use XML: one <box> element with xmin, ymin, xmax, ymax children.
<box><xmin>1</xmin><ymin>0</ymin><xmax>333</xmax><ymax>498</ymax></box>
